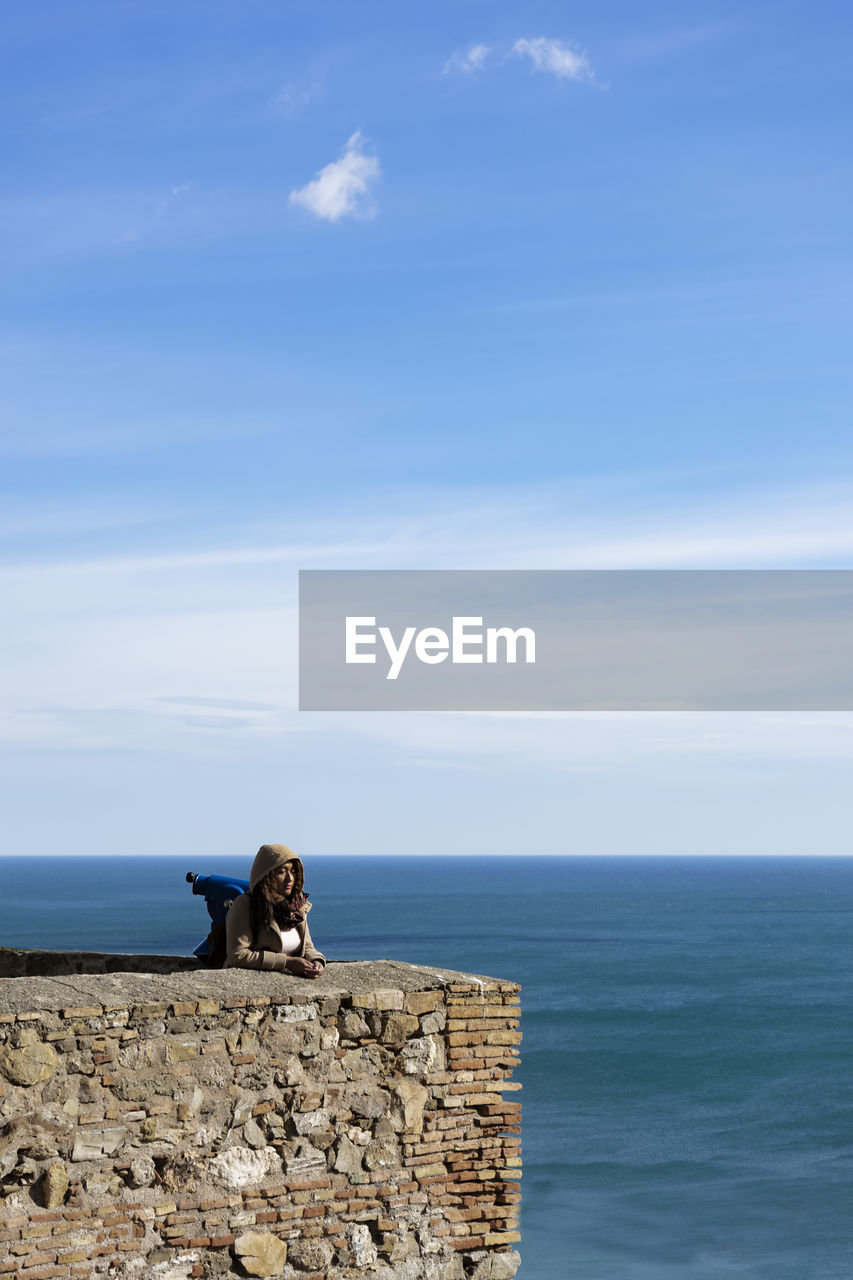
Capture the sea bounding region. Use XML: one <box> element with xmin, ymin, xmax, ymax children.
<box><xmin>2</xmin><ymin>854</ymin><xmax>852</xmax><ymax>1280</ymax></box>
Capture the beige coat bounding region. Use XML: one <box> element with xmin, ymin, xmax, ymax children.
<box><xmin>225</xmin><ymin>892</ymin><xmax>326</xmax><ymax>972</ymax></box>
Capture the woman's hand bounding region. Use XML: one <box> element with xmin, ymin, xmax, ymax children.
<box><xmin>288</xmin><ymin>957</ymin><xmax>324</xmax><ymax>979</ymax></box>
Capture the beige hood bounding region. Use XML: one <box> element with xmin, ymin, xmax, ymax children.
<box><xmin>248</xmin><ymin>843</ymin><xmax>304</xmax><ymax>893</ymax></box>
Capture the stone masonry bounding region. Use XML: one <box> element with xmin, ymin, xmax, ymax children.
<box><xmin>0</xmin><ymin>959</ymin><xmax>521</xmax><ymax>1280</ymax></box>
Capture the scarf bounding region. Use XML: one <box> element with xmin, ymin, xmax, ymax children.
<box><xmin>272</xmin><ymin>890</ymin><xmax>308</xmax><ymax>932</ymax></box>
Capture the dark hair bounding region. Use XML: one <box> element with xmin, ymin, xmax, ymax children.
<box><xmin>249</xmin><ymin>880</ymin><xmax>275</xmax><ymax>935</ymax></box>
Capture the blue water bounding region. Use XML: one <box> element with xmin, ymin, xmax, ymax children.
<box><xmin>2</xmin><ymin>855</ymin><xmax>852</xmax><ymax>1279</ymax></box>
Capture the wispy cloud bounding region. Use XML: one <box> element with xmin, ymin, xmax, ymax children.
<box><xmin>156</xmin><ymin>695</ymin><xmax>276</xmax><ymax>711</ymax></box>
<box><xmin>115</xmin><ymin>181</ymin><xmax>194</xmax><ymax>239</ymax></box>
<box><xmin>511</xmin><ymin>37</ymin><xmax>595</xmax><ymax>82</ymax></box>
<box><xmin>4</xmin><ymin>478</ymin><xmax>853</xmax><ymax>803</ymax></box>
<box><xmin>289</xmin><ymin>132</ymin><xmax>380</xmax><ymax>223</ymax></box>
<box><xmin>443</xmin><ymin>44</ymin><xmax>492</xmax><ymax>75</ymax></box>
<box><xmin>6</xmin><ymin>478</ymin><xmax>853</xmax><ymax>586</ymax></box>
<box><xmin>273</xmin><ymin>81</ymin><xmax>317</xmax><ymax>118</ymax></box>
<box><xmin>442</xmin><ymin>36</ymin><xmax>598</xmax><ymax>87</ymax></box>
<box><xmin>156</xmin><ymin>181</ymin><xmax>193</xmax><ymax>216</ymax></box>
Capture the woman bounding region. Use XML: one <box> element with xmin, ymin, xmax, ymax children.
<box><xmin>225</xmin><ymin>843</ymin><xmax>325</xmax><ymax>977</ymax></box>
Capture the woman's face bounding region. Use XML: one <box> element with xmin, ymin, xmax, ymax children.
<box><xmin>266</xmin><ymin>860</ymin><xmax>296</xmax><ymax>900</ymax></box>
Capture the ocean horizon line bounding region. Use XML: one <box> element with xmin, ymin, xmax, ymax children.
<box><xmin>1</xmin><ymin>851</ymin><xmax>851</xmax><ymax>859</ymax></box>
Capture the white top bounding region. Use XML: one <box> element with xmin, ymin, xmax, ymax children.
<box><xmin>278</xmin><ymin>926</ymin><xmax>301</xmax><ymax>955</ymax></box>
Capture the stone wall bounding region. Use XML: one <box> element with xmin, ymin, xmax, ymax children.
<box><xmin>0</xmin><ymin>959</ymin><xmax>521</xmax><ymax>1280</ymax></box>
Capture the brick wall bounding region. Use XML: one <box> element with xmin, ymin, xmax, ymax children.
<box><xmin>0</xmin><ymin>960</ymin><xmax>521</xmax><ymax>1280</ymax></box>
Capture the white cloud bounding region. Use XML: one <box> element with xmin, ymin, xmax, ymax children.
<box><xmin>4</xmin><ymin>478</ymin><xmax>853</xmax><ymax>861</ymax></box>
<box><xmin>443</xmin><ymin>44</ymin><xmax>492</xmax><ymax>75</ymax></box>
<box><xmin>289</xmin><ymin>132</ymin><xmax>380</xmax><ymax>223</ymax></box>
<box><xmin>512</xmin><ymin>36</ymin><xmax>594</xmax><ymax>82</ymax></box>
<box><xmin>6</xmin><ymin>477</ymin><xmax>853</xmax><ymax>588</ymax></box>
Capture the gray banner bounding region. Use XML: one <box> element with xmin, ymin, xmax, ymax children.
<box><xmin>298</xmin><ymin>570</ymin><xmax>853</xmax><ymax>710</ymax></box>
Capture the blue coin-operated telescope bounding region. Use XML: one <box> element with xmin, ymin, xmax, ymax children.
<box><xmin>186</xmin><ymin>871</ymin><xmax>249</xmax><ymax>959</ymax></box>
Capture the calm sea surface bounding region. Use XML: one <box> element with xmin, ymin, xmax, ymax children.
<box><xmin>2</xmin><ymin>855</ymin><xmax>852</xmax><ymax>1279</ymax></box>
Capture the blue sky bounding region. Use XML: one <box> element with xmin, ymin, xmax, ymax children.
<box><xmin>2</xmin><ymin>1</ymin><xmax>852</xmax><ymax>855</ymax></box>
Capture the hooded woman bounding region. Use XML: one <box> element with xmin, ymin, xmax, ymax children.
<box><xmin>225</xmin><ymin>844</ymin><xmax>326</xmax><ymax>978</ymax></box>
